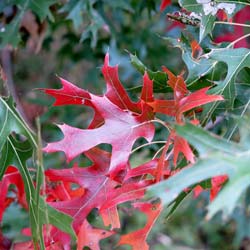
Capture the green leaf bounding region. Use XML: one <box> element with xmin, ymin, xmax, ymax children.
<box><xmin>163</xmin><ymin>36</ymin><xmax>215</xmax><ymax>86</ymax></box>
<box><xmin>17</xmin><ymin>0</ymin><xmax>56</xmax><ymax>21</ymax></box>
<box><xmin>0</xmin><ymin>97</ymin><xmax>76</xmax><ymax>245</ymax></box>
<box><xmin>208</xmin><ymin>169</ymin><xmax>250</xmax><ymax>219</ymax></box>
<box><xmin>27</xmin><ymin>0</ymin><xmax>56</xmax><ymax>20</ymax></box>
<box><xmin>0</xmin><ymin>13</ymin><xmax>22</xmax><ymax>48</ymax></box>
<box><xmin>216</xmin><ymin>0</ymin><xmax>250</xmax><ymax>4</ymax></box>
<box><xmin>80</xmin><ymin>8</ymin><xmax>105</xmax><ymax>48</ymax></box>
<box><xmin>147</xmin><ymin>156</ymin><xmax>233</xmax><ymax>207</ymax></box>
<box><xmin>129</xmin><ymin>53</ymin><xmax>169</xmax><ymax>93</ymax></box>
<box><xmin>202</xmin><ymin>48</ymin><xmax>250</xmax><ymax>122</ymax></box>
<box><xmin>179</xmin><ymin>0</ymin><xmax>215</xmax><ymax>42</ymax></box>
<box><xmin>174</xmin><ymin>123</ymin><xmax>243</xmax><ymax>156</ymax></box>
<box><xmin>199</xmin><ymin>14</ymin><xmax>216</xmax><ymax>42</ymax></box>
<box><xmin>179</xmin><ymin>0</ymin><xmax>241</xmax><ymax>42</ymax></box>
<box><xmin>148</xmin><ymin>122</ymin><xmax>250</xmax><ymax>220</ymax></box>
<box><xmin>59</xmin><ymin>0</ymin><xmax>86</xmax><ymax>29</ymax></box>
<box><xmin>0</xmin><ymin>0</ymin><xmax>55</xmax><ymax>47</ymax></box>
<box><xmin>0</xmin><ymin>136</ymin><xmax>33</xmax><ymax>179</ymax></box>
<box><xmin>0</xmin><ymin>97</ymin><xmax>37</xmax><ymax>155</ymax></box>
<box><xmin>179</xmin><ymin>0</ymin><xmax>203</xmax><ymax>13</ymax></box>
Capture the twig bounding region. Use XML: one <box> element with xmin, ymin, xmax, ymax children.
<box><xmin>0</xmin><ymin>46</ymin><xmax>34</xmax><ymax>130</ymax></box>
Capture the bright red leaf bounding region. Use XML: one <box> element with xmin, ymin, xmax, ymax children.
<box><xmin>44</xmin><ymin>55</ymin><xmax>155</xmax><ymax>179</ymax></box>
<box><xmin>77</xmin><ymin>220</ymin><xmax>114</xmax><ymax>250</ymax></box>
<box><xmin>171</xmin><ymin>131</ymin><xmax>195</xmax><ymax>166</ymax></box>
<box><xmin>149</xmin><ymin>68</ymin><xmax>223</xmax><ymax>123</ymax></box>
<box><xmin>210</xmin><ymin>175</ymin><xmax>228</xmax><ymax>200</ymax></box>
<box><xmin>190</xmin><ymin>39</ymin><xmax>203</xmax><ymax>59</ymax></box>
<box><xmin>45</xmin><ymin>148</ymin><xmax>120</xmax><ymax>230</ymax></box>
<box><xmin>0</xmin><ymin>166</ymin><xmax>26</xmax><ymax>222</ymax></box>
<box><xmin>14</xmin><ymin>226</ymin><xmax>71</xmax><ymax>250</ymax></box>
<box><xmin>118</xmin><ymin>201</ymin><xmax>162</xmax><ymax>250</ymax></box>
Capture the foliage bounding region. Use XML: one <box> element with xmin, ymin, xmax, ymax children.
<box><xmin>0</xmin><ymin>0</ymin><xmax>250</xmax><ymax>249</ymax></box>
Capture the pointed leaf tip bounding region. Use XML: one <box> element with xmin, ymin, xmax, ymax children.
<box><xmin>141</xmin><ymin>72</ymin><xmax>154</xmax><ymax>103</ymax></box>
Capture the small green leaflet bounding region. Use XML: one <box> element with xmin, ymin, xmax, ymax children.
<box><xmin>0</xmin><ymin>0</ymin><xmax>56</xmax><ymax>47</ymax></box>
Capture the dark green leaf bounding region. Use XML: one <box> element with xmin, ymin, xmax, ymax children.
<box><xmin>129</xmin><ymin>53</ymin><xmax>169</xmax><ymax>93</ymax></box>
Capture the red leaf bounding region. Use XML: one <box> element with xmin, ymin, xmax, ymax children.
<box><xmin>162</xmin><ymin>66</ymin><xmax>188</xmax><ymax>100</ymax></box>
<box><xmin>177</xmin><ymin>87</ymin><xmax>223</xmax><ymax>121</ymax></box>
<box><xmin>124</xmin><ymin>159</ymin><xmax>158</xmax><ymax>181</ymax></box>
<box><xmin>210</xmin><ymin>175</ymin><xmax>228</xmax><ymax>201</ymax></box>
<box><xmin>44</xmin><ymin>55</ymin><xmax>154</xmax><ymax>178</ymax></box>
<box><xmin>14</xmin><ymin>226</ymin><xmax>71</xmax><ymax>250</ymax></box>
<box><xmin>215</xmin><ymin>6</ymin><xmax>250</xmax><ymax>48</ymax></box>
<box><xmin>160</xmin><ymin>0</ymin><xmax>171</xmax><ymax>11</ymax></box>
<box><xmin>99</xmin><ymin>180</ymin><xmax>152</xmax><ymax>211</ymax></box>
<box><xmin>42</xmin><ymin>77</ymin><xmax>90</xmax><ymax>106</ymax></box>
<box><xmin>118</xmin><ymin>202</ymin><xmax>162</xmax><ymax>250</ymax></box>
<box><xmin>0</xmin><ymin>166</ymin><xmax>26</xmax><ymax>222</ymax></box>
<box><xmin>190</xmin><ymin>39</ymin><xmax>203</xmax><ymax>59</ymax></box>
<box><xmin>46</xmin><ymin>148</ymin><xmax>121</xmax><ymax>230</ymax></box>
<box><xmin>171</xmin><ymin>132</ymin><xmax>195</xmax><ymax>166</ymax></box>
<box><xmin>103</xmin><ymin>53</ymin><xmax>139</xmax><ymax>112</ymax></box>
<box><xmin>149</xmin><ymin>69</ymin><xmax>223</xmax><ymax>123</ymax></box>
<box><xmin>0</xmin><ymin>231</ymin><xmax>12</xmax><ymax>250</ymax></box>
<box><xmin>140</xmin><ymin>73</ymin><xmax>154</xmax><ymax>103</ymax></box>
<box><xmin>40</xmin><ymin>78</ymin><xmax>103</xmax><ymax>129</ymax></box>
<box><xmin>155</xmin><ymin>137</ymin><xmax>171</xmax><ymax>182</ymax></box>
<box><xmin>77</xmin><ymin>220</ymin><xmax>114</xmax><ymax>250</ymax></box>
<box><xmin>149</xmin><ymin>99</ymin><xmax>176</xmax><ymax>116</ymax></box>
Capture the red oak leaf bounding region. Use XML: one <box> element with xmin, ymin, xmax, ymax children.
<box><xmin>0</xmin><ymin>166</ymin><xmax>26</xmax><ymax>222</ymax></box>
<box><xmin>42</xmin><ymin>54</ymin><xmax>154</xmax><ymax>128</ymax></box>
<box><xmin>99</xmin><ymin>180</ymin><xmax>152</xmax><ymax>211</ymax></box>
<box><xmin>193</xmin><ymin>175</ymin><xmax>227</xmax><ymax>201</ymax></box>
<box><xmin>43</xmin><ymin>54</ymin><xmax>155</xmax><ymax>179</ymax></box>
<box><xmin>41</xmin><ymin>78</ymin><xmax>103</xmax><ymax>129</ymax></box>
<box><xmin>44</xmin><ymin>91</ymin><xmax>154</xmax><ymax>180</ymax></box>
<box><xmin>103</xmin><ymin>53</ymin><xmax>139</xmax><ymax>112</ymax></box>
<box><xmin>14</xmin><ymin>226</ymin><xmax>71</xmax><ymax>250</ymax></box>
<box><xmin>77</xmin><ymin>220</ymin><xmax>114</xmax><ymax>250</ymax></box>
<box><xmin>149</xmin><ymin>69</ymin><xmax>223</xmax><ymax>123</ymax></box>
<box><xmin>118</xmin><ymin>202</ymin><xmax>162</xmax><ymax>250</ymax></box>
<box><xmin>42</xmin><ymin>77</ymin><xmax>90</xmax><ymax>106</ymax></box>
<box><xmin>171</xmin><ymin>131</ymin><xmax>195</xmax><ymax>166</ymax></box>
<box><xmin>45</xmin><ymin>148</ymin><xmax>121</xmax><ymax>231</ymax></box>
<box><xmin>162</xmin><ymin>66</ymin><xmax>188</xmax><ymax>100</ymax></box>
<box><xmin>210</xmin><ymin>175</ymin><xmax>228</xmax><ymax>201</ymax></box>
<box><xmin>124</xmin><ymin>159</ymin><xmax>158</xmax><ymax>181</ymax></box>
<box><xmin>190</xmin><ymin>39</ymin><xmax>203</xmax><ymax>59</ymax></box>
<box><xmin>46</xmin><ymin>147</ymin><xmax>153</xmax><ymax>236</ymax></box>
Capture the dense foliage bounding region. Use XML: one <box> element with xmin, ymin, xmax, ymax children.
<box><xmin>0</xmin><ymin>0</ymin><xmax>250</xmax><ymax>249</ymax></box>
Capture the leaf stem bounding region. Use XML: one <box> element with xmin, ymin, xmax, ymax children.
<box><xmin>151</xmin><ymin>119</ymin><xmax>171</xmax><ymax>131</ymax></box>
<box><xmin>227</xmin><ymin>98</ymin><xmax>250</xmax><ymax>141</ymax></box>
<box><xmin>227</xmin><ymin>33</ymin><xmax>250</xmax><ymax>48</ymax></box>
<box><xmin>214</xmin><ymin>21</ymin><xmax>250</xmax><ymax>28</ymax></box>
<box><xmin>215</xmin><ymin>0</ymin><xmax>250</xmax><ymax>6</ymax></box>
<box><xmin>131</xmin><ymin>141</ymin><xmax>167</xmax><ymax>155</ymax></box>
